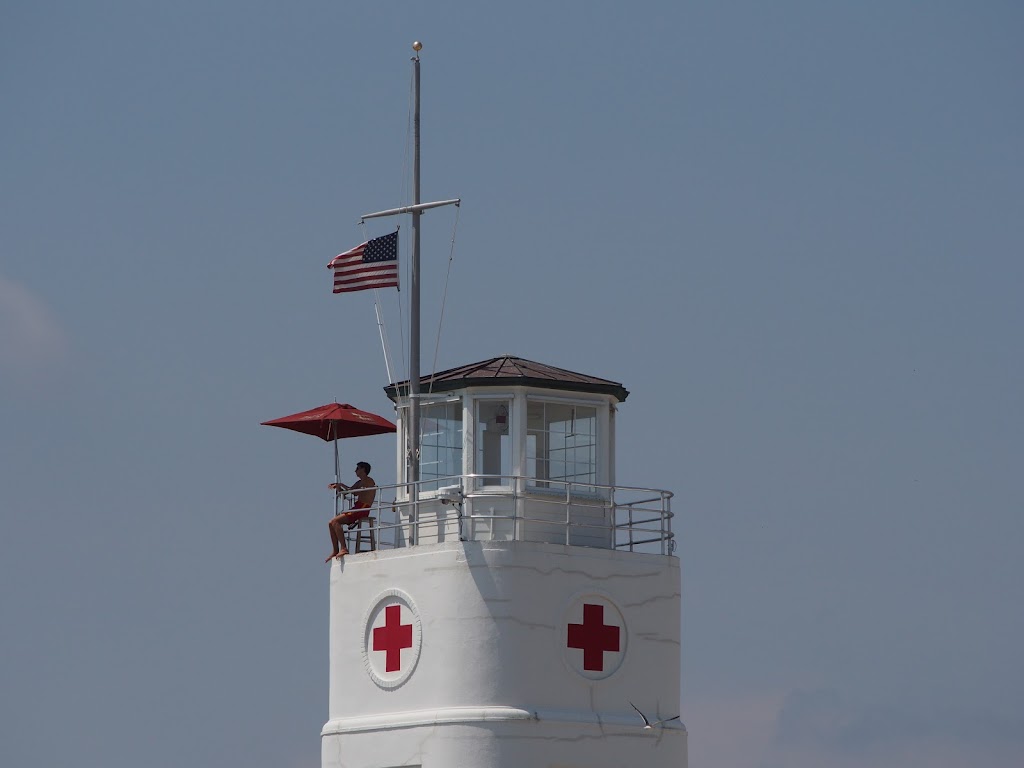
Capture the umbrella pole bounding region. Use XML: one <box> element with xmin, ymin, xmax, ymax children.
<box><xmin>333</xmin><ymin>435</ymin><xmax>341</xmax><ymax>517</ymax></box>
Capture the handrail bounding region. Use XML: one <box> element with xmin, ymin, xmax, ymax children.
<box><xmin>339</xmin><ymin>473</ymin><xmax>675</xmax><ymax>556</ymax></box>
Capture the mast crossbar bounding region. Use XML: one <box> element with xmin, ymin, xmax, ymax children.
<box><xmin>361</xmin><ymin>198</ymin><xmax>460</xmax><ymax>222</ymax></box>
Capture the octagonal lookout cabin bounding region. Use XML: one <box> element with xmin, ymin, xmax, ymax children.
<box><xmin>364</xmin><ymin>355</ymin><xmax>674</xmax><ymax>554</ymax></box>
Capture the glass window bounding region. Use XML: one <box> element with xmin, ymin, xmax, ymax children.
<box><xmin>527</xmin><ymin>401</ymin><xmax>597</xmax><ymax>489</ymax></box>
<box><xmin>418</xmin><ymin>399</ymin><xmax>463</xmax><ymax>492</ymax></box>
<box><xmin>476</xmin><ymin>399</ymin><xmax>512</xmax><ymax>486</ymax></box>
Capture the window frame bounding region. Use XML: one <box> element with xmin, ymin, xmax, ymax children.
<box><xmin>525</xmin><ymin>394</ymin><xmax>604</xmax><ymax>493</ymax></box>
<box><xmin>397</xmin><ymin>395</ymin><xmax>464</xmax><ymax>497</ymax></box>
<box><xmin>470</xmin><ymin>393</ymin><xmax>516</xmax><ymax>492</ymax></box>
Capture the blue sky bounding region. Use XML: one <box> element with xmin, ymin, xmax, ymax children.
<box><xmin>2</xmin><ymin>2</ymin><xmax>1022</xmax><ymax>767</ymax></box>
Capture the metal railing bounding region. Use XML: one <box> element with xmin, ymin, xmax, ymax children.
<box><xmin>337</xmin><ymin>474</ymin><xmax>675</xmax><ymax>556</ymax></box>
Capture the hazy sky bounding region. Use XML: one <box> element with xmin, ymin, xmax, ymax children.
<box><xmin>2</xmin><ymin>2</ymin><xmax>1022</xmax><ymax>767</ymax></box>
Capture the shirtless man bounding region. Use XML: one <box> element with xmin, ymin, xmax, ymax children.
<box><xmin>326</xmin><ymin>461</ymin><xmax>377</xmax><ymax>561</ymax></box>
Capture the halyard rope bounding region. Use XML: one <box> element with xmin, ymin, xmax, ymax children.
<box><xmin>428</xmin><ymin>203</ymin><xmax>461</xmax><ymax>395</ymax></box>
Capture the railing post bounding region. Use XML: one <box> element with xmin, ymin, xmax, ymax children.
<box><xmin>514</xmin><ymin>474</ymin><xmax>521</xmax><ymax>542</ymax></box>
<box><xmin>608</xmin><ymin>490</ymin><xmax>615</xmax><ymax>550</ymax></box>
<box><xmin>457</xmin><ymin>492</ymin><xmax>465</xmax><ymax>542</ymax></box>
<box><xmin>663</xmin><ymin>495</ymin><xmax>671</xmax><ymax>557</ymax></box>
<box><xmin>564</xmin><ymin>481</ymin><xmax>571</xmax><ymax>546</ymax></box>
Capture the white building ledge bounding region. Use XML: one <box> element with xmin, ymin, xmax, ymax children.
<box><xmin>322</xmin><ymin>706</ymin><xmax>686</xmax><ymax>735</ymax></box>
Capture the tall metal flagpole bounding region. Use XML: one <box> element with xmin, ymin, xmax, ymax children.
<box><xmin>409</xmin><ymin>42</ymin><xmax>422</xmax><ymax>543</ymax></box>
<box><xmin>360</xmin><ymin>41</ymin><xmax>459</xmax><ymax>545</ymax></box>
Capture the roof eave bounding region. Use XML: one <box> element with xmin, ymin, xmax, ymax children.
<box><xmin>385</xmin><ymin>377</ymin><xmax>629</xmax><ymax>403</ymax></box>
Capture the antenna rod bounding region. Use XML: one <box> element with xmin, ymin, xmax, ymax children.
<box><xmin>373</xmin><ymin>301</ymin><xmax>394</xmax><ymax>386</ymax></box>
<box><xmin>409</xmin><ymin>41</ymin><xmax>422</xmax><ymax>542</ymax></box>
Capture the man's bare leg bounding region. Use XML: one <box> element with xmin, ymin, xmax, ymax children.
<box><xmin>327</xmin><ymin>515</ymin><xmax>342</xmax><ymax>562</ymax></box>
<box><xmin>336</xmin><ymin>516</ymin><xmax>350</xmax><ymax>558</ymax></box>
<box><xmin>327</xmin><ymin>514</ymin><xmax>351</xmax><ymax>561</ymax></box>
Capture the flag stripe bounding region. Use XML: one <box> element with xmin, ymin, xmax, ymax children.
<box><xmin>333</xmin><ymin>270</ymin><xmax>399</xmax><ymax>285</ymax></box>
<box><xmin>333</xmin><ymin>277</ymin><xmax>398</xmax><ymax>290</ymax></box>
<box><xmin>329</xmin><ymin>251</ymin><xmax>366</xmax><ymax>267</ymax></box>
<box><xmin>333</xmin><ymin>282</ymin><xmax>397</xmax><ymax>293</ymax></box>
<box><xmin>333</xmin><ymin>262</ymin><xmax>392</xmax><ymax>275</ymax></box>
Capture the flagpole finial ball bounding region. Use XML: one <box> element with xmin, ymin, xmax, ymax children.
<box><xmin>412</xmin><ymin>41</ymin><xmax>423</xmax><ymax>51</ymax></box>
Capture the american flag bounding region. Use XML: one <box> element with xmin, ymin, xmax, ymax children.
<box><xmin>328</xmin><ymin>231</ymin><xmax>400</xmax><ymax>294</ymax></box>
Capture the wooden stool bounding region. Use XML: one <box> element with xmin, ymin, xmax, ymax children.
<box><xmin>348</xmin><ymin>516</ymin><xmax>377</xmax><ymax>553</ymax></box>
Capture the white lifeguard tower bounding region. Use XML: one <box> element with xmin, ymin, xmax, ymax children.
<box><xmin>321</xmin><ymin>355</ymin><xmax>685</xmax><ymax>768</ymax></box>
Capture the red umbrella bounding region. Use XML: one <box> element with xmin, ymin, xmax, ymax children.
<box><xmin>262</xmin><ymin>403</ymin><xmax>397</xmax><ymax>511</ymax></box>
<box><xmin>261</xmin><ymin>403</ymin><xmax>396</xmax><ymax>441</ymax></box>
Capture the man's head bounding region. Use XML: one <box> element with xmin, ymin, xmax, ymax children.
<box><xmin>355</xmin><ymin>461</ymin><xmax>371</xmax><ymax>477</ymax></box>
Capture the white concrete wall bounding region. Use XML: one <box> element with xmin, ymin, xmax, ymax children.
<box><xmin>323</xmin><ymin>540</ymin><xmax>684</xmax><ymax>768</ymax></box>
<box><xmin>323</xmin><ymin>720</ymin><xmax>686</xmax><ymax>768</ymax></box>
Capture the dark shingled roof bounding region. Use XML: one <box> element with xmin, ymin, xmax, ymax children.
<box><xmin>385</xmin><ymin>355</ymin><xmax>629</xmax><ymax>402</ymax></box>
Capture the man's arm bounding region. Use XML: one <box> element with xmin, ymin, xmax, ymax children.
<box><xmin>330</xmin><ymin>478</ymin><xmax>373</xmax><ymax>492</ymax></box>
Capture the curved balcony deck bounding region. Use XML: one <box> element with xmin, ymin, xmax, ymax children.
<box><xmin>336</xmin><ymin>474</ymin><xmax>675</xmax><ymax>556</ymax></box>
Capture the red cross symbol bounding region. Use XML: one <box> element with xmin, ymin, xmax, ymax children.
<box><xmin>567</xmin><ymin>603</ymin><xmax>621</xmax><ymax>672</ymax></box>
<box><xmin>372</xmin><ymin>604</ymin><xmax>413</xmax><ymax>672</ymax></box>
